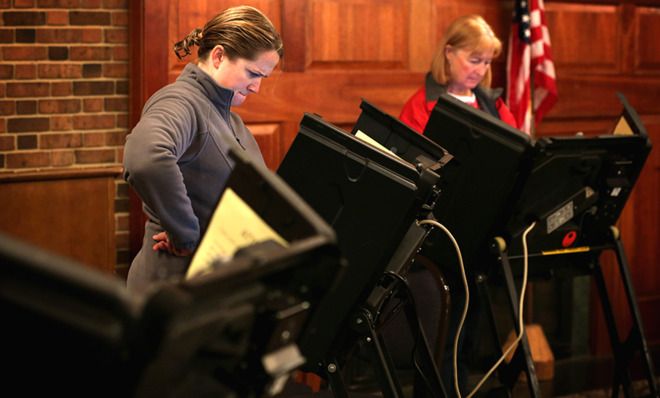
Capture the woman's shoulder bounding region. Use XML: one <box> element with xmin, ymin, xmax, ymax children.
<box><xmin>142</xmin><ymin>79</ymin><xmax>203</xmax><ymax>114</ymax></box>
<box><xmin>152</xmin><ymin>78</ymin><xmax>198</xmax><ymax>100</ymax></box>
<box><xmin>400</xmin><ymin>85</ymin><xmax>433</xmax><ymax>134</ymax></box>
<box><xmin>402</xmin><ymin>85</ymin><xmax>430</xmax><ymax>110</ymax></box>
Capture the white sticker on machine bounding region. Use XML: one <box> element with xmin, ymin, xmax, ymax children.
<box><xmin>547</xmin><ymin>201</ymin><xmax>574</xmax><ymax>234</ymax></box>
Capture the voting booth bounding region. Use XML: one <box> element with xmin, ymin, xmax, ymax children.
<box><xmin>1</xmin><ymin>150</ymin><xmax>344</xmax><ymax>398</ymax></box>
<box><xmin>421</xmin><ymin>92</ymin><xmax>657</xmax><ymax>398</ymax></box>
<box><xmin>278</xmin><ymin>101</ymin><xmax>453</xmax><ymax>397</ymax></box>
<box><xmin>485</xmin><ymin>93</ymin><xmax>657</xmax><ymax>398</ymax></box>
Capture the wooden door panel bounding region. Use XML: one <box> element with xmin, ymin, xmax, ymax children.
<box><xmin>540</xmin><ymin>75</ymin><xmax>660</xmax><ymax>122</ymax></box>
<box><xmin>546</xmin><ymin>3</ymin><xmax>620</xmax><ymax>73</ymax></box>
<box><xmin>634</xmin><ymin>6</ymin><xmax>660</xmax><ymax>73</ymax></box>
<box><xmin>249</xmin><ymin>122</ymin><xmax>282</xmax><ymax>170</ymax></box>
<box><xmin>434</xmin><ymin>0</ymin><xmax>513</xmax><ymax>40</ymax></box>
<box><xmin>308</xmin><ymin>0</ymin><xmax>408</xmax><ymax>69</ymax></box>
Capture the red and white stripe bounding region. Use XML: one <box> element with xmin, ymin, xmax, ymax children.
<box><xmin>507</xmin><ymin>0</ymin><xmax>557</xmax><ymax>135</ymax></box>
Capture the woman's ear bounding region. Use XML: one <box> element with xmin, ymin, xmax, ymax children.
<box><xmin>211</xmin><ymin>45</ymin><xmax>225</xmax><ymax>68</ymax></box>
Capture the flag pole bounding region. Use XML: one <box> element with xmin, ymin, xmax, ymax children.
<box><xmin>529</xmin><ymin>78</ymin><xmax>536</xmax><ymax>138</ymax></box>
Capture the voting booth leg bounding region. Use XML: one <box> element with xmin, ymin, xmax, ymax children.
<box><xmin>477</xmin><ymin>273</ymin><xmax>524</xmax><ymax>393</ymax></box>
<box><xmin>323</xmin><ymin>309</ymin><xmax>405</xmax><ymax>398</ymax></box>
<box><xmin>477</xmin><ymin>273</ymin><xmax>507</xmax><ymax>362</ymax></box>
<box><xmin>592</xmin><ymin>229</ymin><xmax>659</xmax><ymax>398</ymax></box>
<box><xmin>352</xmin><ymin>307</ymin><xmax>406</xmax><ymax>398</ymax></box>
<box><xmin>325</xmin><ymin>358</ymin><xmax>350</xmax><ymax>398</ymax></box>
<box><xmin>501</xmin><ymin>252</ymin><xmax>542</xmax><ymax>397</ymax></box>
<box><xmin>592</xmin><ymin>260</ymin><xmax>635</xmax><ymax>398</ymax></box>
<box><xmin>328</xmin><ymin>276</ymin><xmax>448</xmax><ymax>398</ymax></box>
<box><xmin>612</xmin><ymin>234</ymin><xmax>659</xmax><ymax>398</ymax></box>
<box><xmin>488</xmin><ymin>241</ymin><xmax>543</xmax><ymax>398</ymax></box>
<box><xmin>368</xmin><ymin>223</ymin><xmax>448</xmax><ymax>398</ymax></box>
<box><xmin>392</xmin><ymin>273</ymin><xmax>449</xmax><ymax>398</ymax></box>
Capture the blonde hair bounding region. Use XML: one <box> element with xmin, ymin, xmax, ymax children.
<box><xmin>173</xmin><ymin>5</ymin><xmax>283</xmax><ymax>61</ymax></box>
<box><xmin>430</xmin><ymin>15</ymin><xmax>502</xmax><ymax>88</ymax></box>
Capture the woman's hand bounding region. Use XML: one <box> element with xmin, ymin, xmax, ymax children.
<box><xmin>152</xmin><ymin>231</ymin><xmax>193</xmax><ymax>256</ymax></box>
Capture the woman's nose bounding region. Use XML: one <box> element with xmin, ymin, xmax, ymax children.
<box><xmin>248</xmin><ymin>78</ymin><xmax>262</xmax><ymax>93</ymax></box>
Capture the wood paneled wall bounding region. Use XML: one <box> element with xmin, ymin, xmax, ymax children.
<box><xmin>0</xmin><ymin>167</ymin><xmax>121</xmax><ymax>274</ymax></box>
<box><xmin>130</xmin><ymin>0</ymin><xmax>660</xmax><ymax>354</ymax></box>
<box><xmin>536</xmin><ymin>1</ymin><xmax>660</xmax><ymax>354</ymax></box>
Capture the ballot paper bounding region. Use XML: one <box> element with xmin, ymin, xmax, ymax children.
<box><xmin>354</xmin><ymin>130</ymin><xmax>403</xmax><ymax>160</ymax></box>
<box><xmin>186</xmin><ymin>188</ymin><xmax>288</xmax><ymax>279</ymax></box>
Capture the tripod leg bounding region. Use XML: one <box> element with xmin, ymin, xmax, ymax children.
<box><xmin>398</xmin><ymin>281</ymin><xmax>448</xmax><ymax>398</ymax></box>
<box><xmin>498</xmin><ymin>252</ymin><xmax>542</xmax><ymax>398</ymax></box>
<box><xmin>611</xmin><ymin>233</ymin><xmax>659</xmax><ymax>398</ymax></box>
<box><xmin>592</xmin><ymin>260</ymin><xmax>630</xmax><ymax>398</ymax></box>
<box><xmin>354</xmin><ymin>309</ymin><xmax>405</xmax><ymax>398</ymax></box>
<box><xmin>476</xmin><ymin>274</ymin><xmax>509</xmax><ymax>375</ymax></box>
<box><xmin>324</xmin><ymin>359</ymin><xmax>349</xmax><ymax>398</ymax></box>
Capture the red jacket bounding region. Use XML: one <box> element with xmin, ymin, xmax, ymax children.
<box><xmin>399</xmin><ymin>74</ymin><xmax>518</xmax><ymax>134</ymax></box>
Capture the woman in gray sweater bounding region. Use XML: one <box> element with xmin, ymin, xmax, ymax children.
<box><xmin>123</xmin><ymin>6</ymin><xmax>283</xmax><ymax>293</ymax></box>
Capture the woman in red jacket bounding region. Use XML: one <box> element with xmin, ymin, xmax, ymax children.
<box><xmin>400</xmin><ymin>14</ymin><xmax>518</xmax><ymax>133</ymax></box>
<box><xmin>398</xmin><ymin>15</ymin><xmax>521</xmax><ymax>397</ymax></box>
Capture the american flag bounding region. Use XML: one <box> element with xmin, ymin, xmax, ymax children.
<box><xmin>506</xmin><ymin>0</ymin><xmax>558</xmax><ymax>135</ymax></box>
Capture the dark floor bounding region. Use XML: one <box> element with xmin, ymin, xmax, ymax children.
<box><xmin>279</xmin><ymin>350</ymin><xmax>660</xmax><ymax>397</ymax></box>
<box><xmin>488</xmin><ymin>351</ymin><xmax>660</xmax><ymax>398</ymax></box>
<box><xmin>554</xmin><ymin>378</ymin><xmax>656</xmax><ymax>398</ymax></box>
<box><xmin>278</xmin><ymin>346</ymin><xmax>660</xmax><ymax>398</ymax></box>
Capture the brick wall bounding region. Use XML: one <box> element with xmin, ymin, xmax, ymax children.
<box><xmin>0</xmin><ymin>0</ymin><xmax>130</xmax><ymax>276</ymax></box>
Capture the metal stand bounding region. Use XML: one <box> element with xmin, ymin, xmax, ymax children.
<box><xmin>322</xmin><ymin>222</ymin><xmax>448</xmax><ymax>398</ymax></box>
<box><xmin>476</xmin><ymin>237</ymin><xmax>542</xmax><ymax>398</ymax></box>
<box><xmin>324</xmin><ymin>305</ymin><xmax>405</xmax><ymax>398</ymax></box>
<box><xmin>593</xmin><ymin>227</ymin><xmax>658</xmax><ymax>398</ymax></box>
<box><xmin>479</xmin><ymin>226</ymin><xmax>658</xmax><ymax>398</ymax></box>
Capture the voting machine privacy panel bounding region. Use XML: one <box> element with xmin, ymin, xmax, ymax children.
<box><xmin>277</xmin><ymin>113</ymin><xmax>425</xmax><ymax>344</ymax></box>
<box><xmin>422</xmin><ymin>93</ymin><xmax>533</xmax><ymax>272</ymax></box>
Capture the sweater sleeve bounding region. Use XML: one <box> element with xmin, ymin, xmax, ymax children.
<box><xmin>123</xmin><ymin>94</ymin><xmax>201</xmax><ymax>251</ymax></box>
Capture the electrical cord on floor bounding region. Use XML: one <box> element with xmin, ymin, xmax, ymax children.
<box><xmin>418</xmin><ymin>219</ymin><xmax>537</xmax><ymax>398</ymax></box>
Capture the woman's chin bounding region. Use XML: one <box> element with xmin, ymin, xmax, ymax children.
<box><xmin>232</xmin><ymin>93</ymin><xmax>247</xmax><ymax>106</ymax></box>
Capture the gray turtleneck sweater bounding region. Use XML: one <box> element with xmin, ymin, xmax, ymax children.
<box><xmin>123</xmin><ymin>63</ymin><xmax>264</xmax><ymax>292</ymax></box>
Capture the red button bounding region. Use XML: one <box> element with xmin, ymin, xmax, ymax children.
<box><xmin>562</xmin><ymin>231</ymin><xmax>577</xmax><ymax>247</ymax></box>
